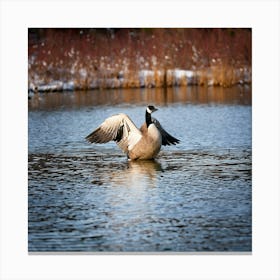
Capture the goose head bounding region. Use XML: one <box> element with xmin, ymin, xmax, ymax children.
<box><xmin>146</xmin><ymin>105</ymin><xmax>158</xmax><ymax>114</ymax></box>
<box><xmin>145</xmin><ymin>105</ymin><xmax>158</xmax><ymax>127</ymax></box>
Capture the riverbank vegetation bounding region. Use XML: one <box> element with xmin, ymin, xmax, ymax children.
<box><xmin>28</xmin><ymin>28</ymin><xmax>251</xmax><ymax>92</ymax></box>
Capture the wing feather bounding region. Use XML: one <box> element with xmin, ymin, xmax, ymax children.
<box><xmin>152</xmin><ymin>118</ymin><xmax>180</xmax><ymax>146</ymax></box>
<box><xmin>86</xmin><ymin>113</ymin><xmax>142</xmax><ymax>153</ymax></box>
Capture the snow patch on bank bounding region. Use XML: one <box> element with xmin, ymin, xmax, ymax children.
<box><xmin>28</xmin><ymin>67</ymin><xmax>251</xmax><ymax>92</ymax></box>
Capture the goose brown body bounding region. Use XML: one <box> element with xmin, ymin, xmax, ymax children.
<box><xmin>86</xmin><ymin>105</ymin><xmax>179</xmax><ymax>160</ymax></box>
<box><xmin>128</xmin><ymin>123</ymin><xmax>162</xmax><ymax>160</ymax></box>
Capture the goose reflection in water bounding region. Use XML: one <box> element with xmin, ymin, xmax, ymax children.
<box><xmin>89</xmin><ymin>160</ymin><xmax>164</xmax><ymax>237</ymax></box>
<box><xmin>108</xmin><ymin>160</ymin><xmax>163</xmax><ymax>189</ymax></box>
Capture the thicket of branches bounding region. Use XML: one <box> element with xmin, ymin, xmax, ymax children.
<box><xmin>28</xmin><ymin>28</ymin><xmax>251</xmax><ymax>89</ymax></box>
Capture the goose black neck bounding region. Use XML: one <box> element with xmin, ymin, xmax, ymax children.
<box><xmin>146</xmin><ymin>110</ymin><xmax>152</xmax><ymax>127</ymax></box>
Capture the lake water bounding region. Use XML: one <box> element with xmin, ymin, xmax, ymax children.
<box><xmin>28</xmin><ymin>86</ymin><xmax>252</xmax><ymax>252</ymax></box>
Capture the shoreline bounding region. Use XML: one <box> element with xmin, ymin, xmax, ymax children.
<box><xmin>29</xmin><ymin>66</ymin><xmax>251</xmax><ymax>93</ymax></box>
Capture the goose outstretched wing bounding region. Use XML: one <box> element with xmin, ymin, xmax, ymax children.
<box><xmin>152</xmin><ymin>118</ymin><xmax>180</xmax><ymax>146</ymax></box>
<box><xmin>85</xmin><ymin>113</ymin><xmax>142</xmax><ymax>153</ymax></box>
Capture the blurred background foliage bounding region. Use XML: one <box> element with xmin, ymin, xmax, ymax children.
<box><xmin>28</xmin><ymin>28</ymin><xmax>251</xmax><ymax>90</ymax></box>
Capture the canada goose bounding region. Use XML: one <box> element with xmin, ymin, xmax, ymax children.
<box><xmin>85</xmin><ymin>105</ymin><xmax>180</xmax><ymax>160</ymax></box>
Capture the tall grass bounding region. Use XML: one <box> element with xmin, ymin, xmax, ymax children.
<box><xmin>28</xmin><ymin>28</ymin><xmax>251</xmax><ymax>90</ymax></box>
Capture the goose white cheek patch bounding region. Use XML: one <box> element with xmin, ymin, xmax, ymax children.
<box><xmin>146</xmin><ymin>107</ymin><xmax>152</xmax><ymax>114</ymax></box>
